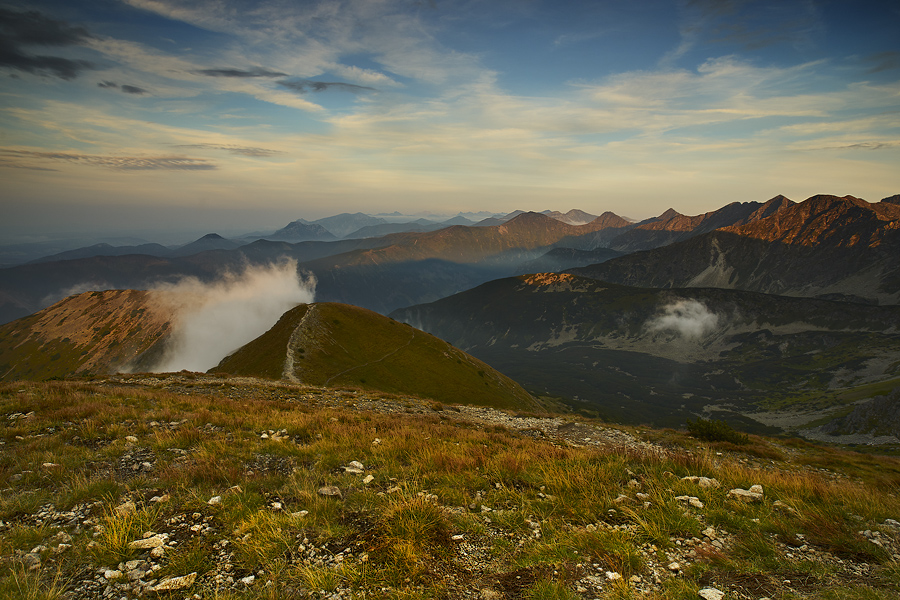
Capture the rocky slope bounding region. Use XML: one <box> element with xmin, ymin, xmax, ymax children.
<box><xmin>2</xmin><ymin>377</ymin><xmax>899</xmax><ymax>600</ymax></box>
<box><xmin>573</xmin><ymin>195</ymin><xmax>900</xmax><ymax>305</ymax></box>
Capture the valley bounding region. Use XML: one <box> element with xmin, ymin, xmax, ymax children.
<box><xmin>1</xmin><ymin>193</ymin><xmax>899</xmax><ymax>446</ymax></box>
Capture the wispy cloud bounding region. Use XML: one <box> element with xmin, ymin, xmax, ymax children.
<box><xmin>277</xmin><ymin>79</ymin><xmax>376</xmax><ymax>94</ymax></box>
<box><xmin>192</xmin><ymin>67</ymin><xmax>287</xmax><ymax>78</ymax></box>
<box><xmin>863</xmin><ymin>51</ymin><xmax>900</xmax><ymax>74</ymax></box>
<box><xmin>0</xmin><ymin>149</ymin><xmax>216</xmax><ymax>170</ymax></box>
<box><xmin>663</xmin><ymin>0</ymin><xmax>824</xmax><ymax>66</ymax></box>
<box><xmin>174</xmin><ymin>144</ymin><xmax>284</xmax><ymax>157</ymax></box>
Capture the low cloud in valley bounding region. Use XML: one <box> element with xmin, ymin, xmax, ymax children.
<box><xmin>646</xmin><ymin>299</ymin><xmax>719</xmax><ymax>340</ymax></box>
<box><xmin>150</xmin><ymin>260</ymin><xmax>316</xmax><ymax>373</ymax></box>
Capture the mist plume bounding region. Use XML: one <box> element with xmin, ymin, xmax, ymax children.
<box><xmin>646</xmin><ymin>299</ymin><xmax>719</xmax><ymax>340</ymax></box>
<box><xmin>150</xmin><ymin>260</ymin><xmax>315</xmax><ymax>373</ymax></box>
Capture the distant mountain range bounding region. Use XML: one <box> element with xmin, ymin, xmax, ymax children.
<box><xmin>3</xmin><ymin>191</ymin><xmax>900</xmax><ymax>439</ymax></box>
<box><xmin>2</xmin><ymin>194</ymin><xmax>899</xmax><ymax>325</ymax></box>
<box><xmin>572</xmin><ymin>195</ymin><xmax>900</xmax><ymax>305</ymax></box>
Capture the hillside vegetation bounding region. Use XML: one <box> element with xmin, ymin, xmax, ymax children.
<box><xmin>1</xmin><ymin>377</ymin><xmax>900</xmax><ymax>599</ymax></box>
<box><xmin>216</xmin><ymin>303</ymin><xmax>538</xmax><ymax>411</ymax></box>
<box><xmin>0</xmin><ymin>290</ymin><xmax>170</xmax><ymax>381</ymax></box>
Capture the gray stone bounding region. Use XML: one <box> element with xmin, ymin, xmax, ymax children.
<box><xmin>317</xmin><ymin>485</ymin><xmax>342</xmax><ymax>499</ymax></box>
<box><xmin>22</xmin><ymin>553</ymin><xmax>41</xmax><ymax>571</ymax></box>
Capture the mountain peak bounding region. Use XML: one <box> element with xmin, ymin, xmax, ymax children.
<box><xmin>657</xmin><ymin>208</ymin><xmax>682</xmax><ymax>221</ymax></box>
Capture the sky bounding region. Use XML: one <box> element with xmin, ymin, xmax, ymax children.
<box><xmin>1</xmin><ymin>0</ymin><xmax>899</xmax><ymax>241</ymax></box>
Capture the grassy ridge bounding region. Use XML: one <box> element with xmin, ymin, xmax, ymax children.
<box><xmin>216</xmin><ymin>303</ymin><xmax>539</xmax><ymax>411</ymax></box>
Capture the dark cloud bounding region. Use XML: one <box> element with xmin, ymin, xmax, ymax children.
<box><xmin>98</xmin><ymin>81</ymin><xmax>149</xmax><ymax>95</ymax></box>
<box><xmin>277</xmin><ymin>79</ymin><xmax>376</xmax><ymax>94</ymax></box>
<box><xmin>0</xmin><ymin>7</ymin><xmax>93</xmax><ymax>46</ymax></box>
<box><xmin>193</xmin><ymin>67</ymin><xmax>287</xmax><ymax>78</ymax></box>
<box><xmin>0</xmin><ymin>39</ymin><xmax>94</xmax><ymax>79</ymax></box>
<box><xmin>0</xmin><ymin>7</ymin><xmax>95</xmax><ymax>79</ymax></box>
<box><xmin>175</xmin><ymin>144</ymin><xmax>284</xmax><ymax>157</ymax></box>
<box><xmin>864</xmin><ymin>51</ymin><xmax>900</xmax><ymax>73</ymax></box>
<box><xmin>0</xmin><ymin>149</ymin><xmax>217</xmax><ymax>170</ymax></box>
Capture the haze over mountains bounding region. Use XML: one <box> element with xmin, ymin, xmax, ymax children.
<box><xmin>2</xmin><ymin>192</ymin><xmax>899</xmax><ymax>440</ymax></box>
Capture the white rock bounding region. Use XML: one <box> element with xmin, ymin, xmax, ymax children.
<box><xmin>128</xmin><ymin>536</ymin><xmax>165</xmax><ymax>550</ymax></box>
<box><xmin>103</xmin><ymin>569</ymin><xmax>123</xmax><ymax>580</ymax></box>
<box><xmin>727</xmin><ymin>488</ymin><xmax>763</xmax><ymax>502</ymax></box>
<box><xmin>667</xmin><ymin>562</ymin><xmax>680</xmax><ymax>572</ymax></box>
<box><xmin>749</xmin><ymin>484</ymin><xmax>764</xmax><ymax>495</ymax></box>
<box><xmin>681</xmin><ymin>475</ymin><xmax>721</xmax><ymax>489</ymax></box>
<box><xmin>151</xmin><ymin>572</ymin><xmax>197</xmax><ymax>592</ymax></box>
<box><xmin>605</xmin><ymin>571</ymin><xmax>623</xmax><ymax>581</ymax></box>
<box><xmin>125</xmin><ymin>436</ymin><xmax>138</xmax><ymax>443</ymax></box>
<box><xmin>363</xmin><ymin>474</ymin><xmax>375</xmax><ymax>485</ymax></box>
<box><xmin>208</xmin><ymin>495</ymin><xmax>222</xmax><ymax>505</ymax></box>
<box><xmin>348</xmin><ymin>460</ymin><xmax>364</xmax><ymax>470</ymax></box>
<box><xmin>291</xmin><ymin>510</ymin><xmax>309</xmax><ymax>518</ymax></box>
<box><xmin>699</xmin><ymin>588</ymin><xmax>725</xmax><ymax>600</ymax></box>
<box><xmin>241</xmin><ymin>575</ymin><xmax>255</xmax><ymax>586</ymax></box>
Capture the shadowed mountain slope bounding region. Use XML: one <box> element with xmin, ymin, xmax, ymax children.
<box><xmin>215</xmin><ymin>302</ymin><xmax>539</xmax><ymax>410</ymax></box>
<box><xmin>392</xmin><ymin>273</ymin><xmax>900</xmax><ymax>431</ymax></box>
<box><xmin>0</xmin><ymin>290</ymin><xmax>171</xmax><ymax>381</ymax></box>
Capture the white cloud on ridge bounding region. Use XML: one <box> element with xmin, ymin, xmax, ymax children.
<box><xmin>150</xmin><ymin>260</ymin><xmax>316</xmax><ymax>373</ymax></box>
<box><xmin>646</xmin><ymin>299</ymin><xmax>719</xmax><ymax>340</ymax></box>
